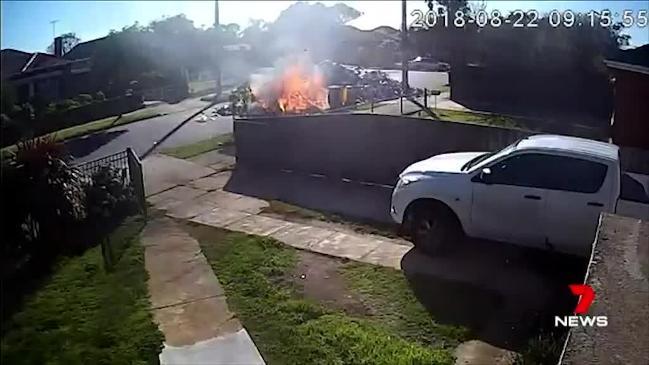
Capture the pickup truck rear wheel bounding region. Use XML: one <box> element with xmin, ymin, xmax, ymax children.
<box><xmin>410</xmin><ymin>203</ymin><xmax>459</xmax><ymax>255</ymax></box>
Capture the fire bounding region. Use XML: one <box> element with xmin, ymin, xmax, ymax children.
<box><xmin>252</xmin><ymin>60</ymin><xmax>329</xmax><ymax>114</ymax></box>
<box><xmin>276</xmin><ymin>65</ymin><xmax>328</xmax><ymax>113</ymax></box>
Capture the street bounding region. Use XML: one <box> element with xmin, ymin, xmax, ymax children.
<box><xmin>66</xmin><ymin>98</ymin><xmax>232</xmax><ymax>164</ymax></box>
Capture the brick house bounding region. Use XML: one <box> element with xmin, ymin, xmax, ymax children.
<box><xmin>605</xmin><ymin>44</ymin><xmax>649</xmax><ymax>150</ymax></box>
<box><xmin>1</xmin><ymin>37</ymin><xmax>94</xmax><ymax>104</ymax></box>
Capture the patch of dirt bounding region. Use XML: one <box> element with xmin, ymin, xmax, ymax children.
<box><xmin>290</xmin><ymin>251</ymin><xmax>369</xmax><ymax>316</ymax></box>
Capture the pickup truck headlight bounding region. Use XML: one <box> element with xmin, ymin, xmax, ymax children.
<box><xmin>396</xmin><ymin>175</ymin><xmax>419</xmax><ymax>189</ymax></box>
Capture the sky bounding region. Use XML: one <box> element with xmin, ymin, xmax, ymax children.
<box><xmin>2</xmin><ymin>0</ymin><xmax>648</xmax><ymax>52</ymax></box>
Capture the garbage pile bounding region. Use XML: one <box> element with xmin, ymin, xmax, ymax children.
<box><xmin>225</xmin><ymin>60</ymin><xmax>420</xmax><ymax>116</ymax></box>
<box><xmin>319</xmin><ymin>60</ymin><xmax>416</xmax><ymax>104</ymax></box>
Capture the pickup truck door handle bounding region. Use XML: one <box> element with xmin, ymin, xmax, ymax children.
<box><xmin>524</xmin><ymin>194</ymin><xmax>542</xmax><ymax>200</ymax></box>
<box><xmin>587</xmin><ymin>202</ymin><xmax>604</xmax><ymax>207</ymax></box>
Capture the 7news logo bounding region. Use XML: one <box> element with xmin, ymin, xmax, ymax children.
<box><xmin>554</xmin><ymin>284</ymin><xmax>608</xmax><ymax>328</ymax></box>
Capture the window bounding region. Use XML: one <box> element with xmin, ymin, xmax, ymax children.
<box><xmin>488</xmin><ymin>153</ymin><xmax>608</xmax><ymax>193</ymax></box>
<box><xmin>488</xmin><ymin>154</ymin><xmax>550</xmax><ymax>187</ymax></box>
<box><xmin>620</xmin><ymin>173</ymin><xmax>649</xmax><ymax>203</ymax></box>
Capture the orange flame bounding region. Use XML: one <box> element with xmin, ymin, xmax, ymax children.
<box><xmin>254</xmin><ymin>63</ymin><xmax>329</xmax><ymax>114</ymax></box>
<box><xmin>276</xmin><ymin>65</ymin><xmax>328</xmax><ymax>113</ymax></box>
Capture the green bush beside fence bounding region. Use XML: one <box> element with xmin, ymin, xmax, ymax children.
<box><xmin>1</xmin><ymin>136</ymin><xmax>145</xmax><ymax>321</ymax></box>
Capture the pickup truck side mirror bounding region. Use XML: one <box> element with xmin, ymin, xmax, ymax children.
<box><xmin>479</xmin><ymin>168</ymin><xmax>492</xmax><ymax>184</ymax></box>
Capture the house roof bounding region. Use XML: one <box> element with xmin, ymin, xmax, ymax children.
<box><xmin>1</xmin><ymin>49</ymin><xmax>32</xmax><ymax>79</ymax></box>
<box><xmin>63</xmin><ymin>37</ymin><xmax>107</xmax><ymax>60</ymax></box>
<box><xmin>604</xmin><ymin>60</ymin><xmax>649</xmax><ymax>76</ymax></box>
<box><xmin>22</xmin><ymin>52</ymin><xmax>69</xmax><ymax>72</ymax></box>
<box><xmin>1</xmin><ymin>48</ymin><xmax>75</xmax><ymax>81</ymax></box>
<box><xmin>605</xmin><ymin>44</ymin><xmax>649</xmax><ymax>75</ymax></box>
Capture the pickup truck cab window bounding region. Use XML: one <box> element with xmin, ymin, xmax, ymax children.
<box><xmin>482</xmin><ymin>153</ymin><xmax>608</xmax><ymax>193</ymax></box>
<box><xmin>471</xmin><ymin>152</ymin><xmax>610</xmax><ymax>252</ymax></box>
<box><xmin>485</xmin><ymin>153</ymin><xmax>551</xmax><ymax>188</ymax></box>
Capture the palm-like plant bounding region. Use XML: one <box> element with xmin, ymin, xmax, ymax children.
<box><xmin>4</xmin><ymin>136</ymin><xmax>86</xmax><ymax>259</ymax></box>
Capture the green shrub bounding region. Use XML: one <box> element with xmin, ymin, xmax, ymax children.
<box><xmin>55</xmin><ymin>99</ymin><xmax>81</xmax><ymax>111</ymax></box>
<box><xmin>2</xmin><ymin>136</ymin><xmax>86</xmax><ymax>263</ymax></box>
<box><xmin>514</xmin><ymin>332</ymin><xmax>566</xmax><ymax>365</ymax></box>
<box><xmin>75</xmin><ymin>94</ymin><xmax>93</xmax><ymax>105</ymax></box>
<box><xmin>84</xmin><ymin>165</ymin><xmax>136</xmax><ymax>226</ymax></box>
<box><xmin>14</xmin><ymin>103</ymin><xmax>35</xmax><ymax>121</ymax></box>
<box><xmin>94</xmin><ymin>91</ymin><xmax>106</xmax><ymax>101</ymax></box>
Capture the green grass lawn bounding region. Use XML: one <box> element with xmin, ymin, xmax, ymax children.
<box><xmin>354</xmin><ymin>99</ymin><xmax>521</xmax><ymax>130</ymax></box>
<box><xmin>53</xmin><ymin>108</ymin><xmax>162</xmax><ymax>142</ymax></box>
<box><xmin>187</xmin><ymin>223</ymin><xmax>467</xmax><ymax>365</ymax></box>
<box><xmin>1</xmin><ymin>216</ymin><xmax>164</xmax><ymax>365</ymax></box>
<box><xmin>429</xmin><ymin>108</ymin><xmax>519</xmax><ymax>129</ymax></box>
<box><xmin>160</xmin><ymin>133</ymin><xmax>233</xmax><ymax>159</ymax></box>
<box><xmin>189</xmin><ymin>79</ymin><xmax>216</xmax><ymax>94</ymax></box>
<box><xmin>340</xmin><ymin>263</ymin><xmax>469</xmax><ymax>347</ymax></box>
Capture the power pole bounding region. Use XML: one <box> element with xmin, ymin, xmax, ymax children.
<box><xmin>401</xmin><ymin>0</ymin><xmax>409</xmax><ymax>94</ymax></box>
<box><xmin>214</xmin><ymin>0</ymin><xmax>222</xmax><ymax>98</ymax></box>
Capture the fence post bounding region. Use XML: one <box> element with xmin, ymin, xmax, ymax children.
<box><xmin>101</xmin><ymin>236</ymin><xmax>114</xmax><ymax>272</ymax></box>
<box><xmin>126</xmin><ymin>148</ymin><xmax>147</xmax><ymax>217</ymax></box>
<box><xmin>424</xmin><ymin>88</ymin><xmax>428</xmax><ymax>110</ymax></box>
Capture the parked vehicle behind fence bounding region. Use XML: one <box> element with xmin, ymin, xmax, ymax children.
<box><xmin>408</xmin><ymin>57</ymin><xmax>450</xmax><ymax>72</ymax></box>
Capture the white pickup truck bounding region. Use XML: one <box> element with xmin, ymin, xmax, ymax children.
<box><xmin>390</xmin><ymin>135</ymin><xmax>649</xmax><ymax>257</ymax></box>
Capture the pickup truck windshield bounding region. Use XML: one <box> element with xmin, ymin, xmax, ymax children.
<box><xmin>461</xmin><ymin>152</ymin><xmax>494</xmax><ymax>171</ymax></box>
<box><xmin>461</xmin><ymin>138</ymin><xmax>524</xmax><ymax>171</ymax></box>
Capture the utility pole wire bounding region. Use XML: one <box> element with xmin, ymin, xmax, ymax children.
<box><xmin>141</xmin><ymin>100</ymin><xmax>219</xmax><ymax>159</ymax></box>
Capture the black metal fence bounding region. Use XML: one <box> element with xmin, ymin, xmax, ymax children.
<box><xmin>75</xmin><ymin>148</ymin><xmax>146</xmax><ymax>271</ymax></box>
<box><xmin>75</xmin><ymin>148</ymin><xmax>146</xmax><ymax>215</ymax></box>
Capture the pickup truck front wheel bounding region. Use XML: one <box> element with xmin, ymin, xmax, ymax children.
<box><xmin>409</xmin><ymin>203</ymin><xmax>460</xmax><ymax>255</ymax></box>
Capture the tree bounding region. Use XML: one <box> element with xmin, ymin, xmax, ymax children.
<box><xmin>259</xmin><ymin>2</ymin><xmax>362</xmax><ymax>61</ymax></box>
<box><xmin>426</xmin><ymin>0</ymin><xmax>469</xmax><ymax>14</ymax></box>
<box><xmin>46</xmin><ymin>32</ymin><xmax>80</xmax><ymax>55</ymax></box>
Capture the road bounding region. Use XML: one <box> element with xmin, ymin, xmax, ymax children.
<box><xmin>67</xmin><ymin>69</ymin><xmax>447</xmax><ymax>164</ymax></box>
<box><xmin>66</xmin><ymin>98</ymin><xmax>232</xmax><ymax>164</ymax></box>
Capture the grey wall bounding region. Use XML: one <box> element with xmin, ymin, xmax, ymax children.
<box><xmin>234</xmin><ymin>113</ymin><xmax>530</xmax><ymax>186</ymax></box>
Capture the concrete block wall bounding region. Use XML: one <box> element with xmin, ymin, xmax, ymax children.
<box><xmin>234</xmin><ymin>113</ymin><xmax>530</xmax><ymax>185</ymax></box>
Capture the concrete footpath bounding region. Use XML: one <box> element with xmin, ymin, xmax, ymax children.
<box><xmin>144</xmin><ymin>157</ymin><xmax>411</xmax><ymax>271</ymax></box>
<box><xmin>141</xmin><ymin>217</ymin><xmax>265</xmax><ymax>365</ymax></box>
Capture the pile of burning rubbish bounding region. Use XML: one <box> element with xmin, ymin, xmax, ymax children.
<box><xmin>223</xmin><ymin>58</ymin><xmax>416</xmax><ymax>116</ymax></box>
